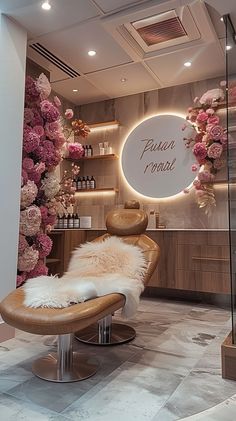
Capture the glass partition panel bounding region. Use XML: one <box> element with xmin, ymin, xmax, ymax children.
<box><xmin>225</xmin><ymin>15</ymin><xmax>236</xmax><ymax>342</ymax></box>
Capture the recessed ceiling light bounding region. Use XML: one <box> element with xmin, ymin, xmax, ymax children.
<box><xmin>72</xmin><ymin>89</ymin><xmax>78</xmax><ymax>92</ymax></box>
<box><xmin>226</xmin><ymin>45</ymin><xmax>232</xmax><ymax>51</ymax></box>
<box><xmin>41</xmin><ymin>1</ymin><xmax>51</xmax><ymax>10</ymax></box>
<box><xmin>220</xmin><ymin>17</ymin><xmax>224</xmax><ymax>22</ymax></box>
<box><xmin>120</xmin><ymin>77</ymin><xmax>127</xmax><ymax>83</ymax></box>
<box><xmin>184</xmin><ymin>61</ymin><xmax>192</xmax><ymax>67</ymax></box>
<box><xmin>88</xmin><ymin>50</ymin><xmax>96</xmax><ymax>57</ymax></box>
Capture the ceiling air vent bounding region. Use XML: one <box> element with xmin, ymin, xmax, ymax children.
<box><xmin>29</xmin><ymin>43</ymin><xmax>80</xmax><ymax>78</ymax></box>
<box><xmin>132</xmin><ymin>10</ymin><xmax>186</xmax><ymax>46</ymax></box>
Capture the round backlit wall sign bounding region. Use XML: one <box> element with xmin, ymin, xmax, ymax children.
<box><xmin>121</xmin><ymin>114</ymin><xmax>196</xmax><ymax>199</ymax></box>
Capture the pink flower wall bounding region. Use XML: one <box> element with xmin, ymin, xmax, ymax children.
<box><xmin>17</xmin><ymin>73</ymin><xmax>66</xmax><ymax>286</ymax></box>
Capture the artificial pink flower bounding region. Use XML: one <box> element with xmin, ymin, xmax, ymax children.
<box><xmin>193</xmin><ymin>97</ymin><xmax>199</xmax><ymax>103</ymax></box>
<box><xmin>24</xmin><ymin>108</ymin><xmax>34</xmax><ymax>124</ymax></box>
<box><xmin>220</xmin><ymin>134</ymin><xmax>228</xmax><ymax>146</ymax></box>
<box><xmin>65</xmin><ymin>108</ymin><xmax>74</xmax><ymax>119</ymax></box>
<box><xmin>191</xmin><ymin>164</ymin><xmax>198</xmax><ymax>172</ymax></box>
<box><xmin>18</xmin><ymin>234</ymin><xmax>28</xmax><ymax>255</ymax></box>
<box><xmin>45</xmin><ymin>121</ymin><xmax>61</xmax><ymax>140</ymax></box>
<box><xmin>207</xmin><ymin>142</ymin><xmax>223</xmax><ymax>159</ymax></box>
<box><xmin>214</xmin><ymin>157</ymin><xmax>226</xmax><ymax>169</ymax></box>
<box><xmin>67</xmin><ymin>142</ymin><xmax>84</xmax><ymax>159</ymax></box>
<box><xmin>196</xmin><ymin>112</ymin><xmax>208</xmax><ymax>123</ymax></box>
<box><xmin>33</xmin><ymin>125</ymin><xmax>44</xmax><ymax>138</ymax></box>
<box><xmin>207</xmin><ymin>116</ymin><xmax>220</xmax><ymax>125</ymax></box>
<box><xmin>23</xmin><ymin>127</ymin><xmax>40</xmax><ymax>153</ymax></box>
<box><xmin>20</xmin><ymin>206</ymin><xmax>42</xmax><ymax>236</ymax></box>
<box><xmin>21</xmin><ymin>169</ymin><xmax>28</xmax><ymax>186</ymax></box>
<box><xmin>22</xmin><ymin>157</ymin><xmax>34</xmax><ymax>171</ymax></box>
<box><xmin>36</xmin><ymin>140</ymin><xmax>61</xmax><ymax>168</ymax></box>
<box><xmin>41</xmin><ymin>101</ymin><xmax>60</xmax><ymax>122</ymax></box>
<box><xmin>35</xmin><ymin>233</ymin><xmax>52</xmax><ymax>258</ymax></box>
<box><xmin>17</xmin><ymin>246</ymin><xmax>39</xmax><ymax>272</ymax></box>
<box><xmin>21</xmin><ymin>180</ymin><xmax>38</xmax><ymax>208</ymax></box>
<box><xmin>26</xmin><ymin>260</ymin><xmax>48</xmax><ymax>279</ymax></box>
<box><xmin>25</xmin><ymin>76</ymin><xmax>40</xmax><ymax>103</ymax></box>
<box><xmin>31</xmin><ymin>108</ymin><xmax>43</xmax><ymax>126</ymax></box>
<box><xmin>209</xmin><ymin>125</ymin><xmax>224</xmax><ymax>141</ymax></box>
<box><xmin>193</xmin><ymin>142</ymin><xmax>207</xmax><ymax>161</ymax></box>
<box><xmin>17</xmin><ymin>274</ymin><xmax>26</xmax><ymax>287</ymax></box>
<box><xmin>36</xmin><ymin>73</ymin><xmax>51</xmax><ymax>100</ymax></box>
<box><xmin>206</xmin><ymin>108</ymin><xmax>215</xmax><ymax>115</ymax></box>
<box><xmin>198</xmin><ymin>170</ymin><xmax>215</xmax><ymax>183</ymax></box>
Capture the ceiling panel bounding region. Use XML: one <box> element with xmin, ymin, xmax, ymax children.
<box><xmin>0</xmin><ymin>0</ymin><xmax>37</xmax><ymax>12</ymax></box>
<box><xmin>145</xmin><ymin>42</ymin><xmax>225</xmax><ymax>87</ymax></box>
<box><xmin>87</xmin><ymin>62</ymin><xmax>160</xmax><ymax>98</ymax></box>
<box><xmin>37</xmin><ymin>22</ymin><xmax>132</xmax><ymax>74</ymax></box>
<box><xmin>51</xmin><ymin>76</ymin><xmax>110</xmax><ymax>105</ymax></box>
<box><xmin>94</xmin><ymin>0</ymin><xmax>145</xmax><ymax>13</ymax></box>
<box><xmin>5</xmin><ymin>0</ymin><xmax>100</xmax><ymax>37</ymax></box>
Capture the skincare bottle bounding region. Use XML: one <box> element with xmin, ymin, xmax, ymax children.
<box><xmin>77</xmin><ymin>176</ymin><xmax>81</xmax><ymax>190</ymax></box>
<box><xmin>68</xmin><ymin>213</ymin><xmax>74</xmax><ymax>229</ymax></box>
<box><xmin>86</xmin><ymin>176</ymin><xmax>90</xmax><ymax>190</ymax></box>
<box><xmin>74</xmin><ymin>213</ymin><xmax>80</xmax><ymax>229</ymax></box>
<box><xmin>104</xmin><ymin>141</ymin><xmax>109</xmax><ymax>154</ymax></box>
<box><xmin>155</xmin><ymin>212</ymin><xmax>160</xmax><ymax>229</ymax></box>
<box><xmin>57</xmin><ymin>214</ymin><xmax>63</xmax><ymax>229</ymax></box>
<box><xmin>90</xmin><ymin>175</ymin><xmax>96</xmax><ymax>189</ymax></box>
<box><xmin>63</xmin><ymin>214</ymin><xmax>68</xmax><ymax>229</ymax></box>
<box><xmin>87</xmin><ymin>145</ymin><xmax>93</xmax><ymax>157</ymax></box>
<box><xmin>81</xmin><ymin>176</ymin><xmax>86</xmax><ymax>189</ymax></box>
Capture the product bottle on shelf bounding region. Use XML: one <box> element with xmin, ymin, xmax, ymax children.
<box><xmin>85</xmin><ymin>176</ymin><xmax>90</xmax><ymax>190</ymax></box>
<box><xmin>90</xmin><ymin>175</ymin><xmax>96</xmax><ymax>189</ymax></box>
<box><xmin>57</xmin><ymin>214</ymin><xmax>63</xmax><ymax>229</ymax></box>
<box><xmin>84</xmin><ymin>145</ymin><xmax>88</xmax><ymax>157</ymax></box>
<box><xmin>87</xmin><ymin>145</ymin><xmax>93</xmax><ymax>157</ymax></box>
<box><xmin>68</xmin><ymin>213</ymin><xmax>73</xmax><ymax>229</ymax></box>
<box><xmin>74</xmin><ymin>213</ymin><xmax>80</xmax><ymax>229</ymax></box>
<box><xmin>77</xmin><ymin>176</ymin><xmax>82</xmax><ymax>190</ymax></box>
<box><xmin>81</xmin><ymin>176</ymin><xmax>86</xmax><ymax>189</ymax></box>
<box><xmin>63</xmin><ymin>214</ymin><xmax>68</xmax><ymax>229</ymax></box>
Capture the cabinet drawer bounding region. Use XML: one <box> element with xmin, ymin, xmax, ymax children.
<box><xmin>177</xmin><ymin>244</ymin><xmax>230</xmax><ymax>273</ymax></box>
<box><xmin>177</xmin><ymin>231</ymin><xmax>229</xmax><ymax>246</ymax></box>
<box><xmin>176</xmin><ymin>270</ymin><xmax>230</xmax><ymax>294</ymax></box>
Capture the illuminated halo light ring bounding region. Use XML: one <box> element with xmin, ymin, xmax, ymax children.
<box><xmin>120</xmin><ymin>113</ymin><xmax>197</xmax><ymax>201</ymax></box>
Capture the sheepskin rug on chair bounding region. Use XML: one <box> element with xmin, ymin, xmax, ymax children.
<box><xmin>23</xmin><ymin>236</ymin><xmax>147</xmax><ymax>317</ymax></box>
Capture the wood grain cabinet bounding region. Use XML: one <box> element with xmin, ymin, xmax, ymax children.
<box><xmin>47</xmin><ymin>230</ymin><xmax>86</xmax><ymax>276</ymax></box>
<box><xmin>148</xmin><ymin>230</ymin><xmax>230</xmax><ymax>294</ymax></box>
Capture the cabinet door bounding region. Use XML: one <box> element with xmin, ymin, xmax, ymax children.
<box><xmin>63</xmin><ymin>230</ymin><xmax>86</xmax><ymax>272</ymax></box>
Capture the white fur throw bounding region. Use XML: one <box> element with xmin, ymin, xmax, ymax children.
<box><xmin>23</xmin><ymin>236</ymin><xmax>147</xmax><ymax>317</ymax></box>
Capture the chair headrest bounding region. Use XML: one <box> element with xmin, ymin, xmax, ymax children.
<box><xmin>106</xmin><ymin>208</ymin><xmax>148</xmax><ymax>236</ymax></box>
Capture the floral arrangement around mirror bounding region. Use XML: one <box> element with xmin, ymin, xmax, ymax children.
<box><xmin>183</xmin><ymin>83</ymin><xmax>228</xmax><ymax>215</ymax></box>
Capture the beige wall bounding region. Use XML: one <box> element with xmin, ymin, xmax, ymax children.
<box><xmin>75</xmin><ymin>76</ymin><xmax>229</xmax><ymax>230</ymax></box>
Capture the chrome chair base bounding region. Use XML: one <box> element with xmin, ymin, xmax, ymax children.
<box><xmin>32</xmin><ymin>334</ymin><xmax>99</xmax><ymax>382</ymax></box>
<box><xmin>75</xmin><ymin>316</ymin><xmax>136</xmax><ymax>346</ymax></box>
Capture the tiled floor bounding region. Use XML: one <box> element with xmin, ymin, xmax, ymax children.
<box><xmin>0</xmin><ymin>298</ymin><xmax>235</xmax><ymax>421</ymax></box>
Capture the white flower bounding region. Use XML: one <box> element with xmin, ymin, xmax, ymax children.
<box><xmin>41</xmin><ymin>172</ymin><xmax>60</xmax><ymax>199</ymax></box>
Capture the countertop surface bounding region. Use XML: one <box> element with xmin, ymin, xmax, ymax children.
<box><xmin>52</xmin><ymin>228</ymin><xmax>230</xmax><ymax>232</ymax></box>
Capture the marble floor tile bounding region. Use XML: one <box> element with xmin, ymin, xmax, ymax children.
<box><xmin>153</xmin><ymin>369</ymin><xmax>236</xmax><ymax>420</ymax></box>
<box><xmin>0</xmin><ymin>393</ymin><xmax>71</xmax><ymax>420</ymax></box>
<box><xmin>180</xmin><ymin>395</ymin><xmax>236</xmax><ymax>420</ymax></box>
<box><xmin>62</xmin><ymin>362</ymin><xmax>184</xmax><ymax>421</ymax></box>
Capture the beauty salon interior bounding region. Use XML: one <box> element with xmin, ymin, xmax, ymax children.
<box><xmin>2</xmin><ymin>0</ymin><xmax>236</xmax><ymax>420</ymax></box>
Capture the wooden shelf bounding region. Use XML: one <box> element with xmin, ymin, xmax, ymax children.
<box><xmin>65</xmin><ymin>154</ymin><xmax>119</xmax><ymax>162</ymax></box>
<box><xmin>75</xmin><ymin>188</ymin><xmax>118</xmax><ymax>195</ymax></box>
<box><xmin>89</xmin><ymin>120</ymin><xmax>119</xmax><ymax>130</ymax></box>
<box><xmin>192</xmin><ymin>256</ymin><xmax>229</xmax><ymax>262</ymax></box>
<box><xmin>46</xmin><ymin>258</ymin><xmax>61</xmax><ymax>264</ymax></box>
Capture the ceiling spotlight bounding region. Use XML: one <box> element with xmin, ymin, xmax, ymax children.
<box><xmin>72</xmin><ymin>89</ymin><xmax>78</xmax><ymax>92</ymax></box>
<box><xmin>220</xmin><ymin>17</ymin><xmax>224</xmax><ymax>22</ymax></box>
<box><xmin>88</xmin><ymin>50</ymin><xmax>96</xmax><ymax>57</ymax></box>
<box><xmin>120</xmin><ymin>77</ymin><xmax>127</xmax><ymax>83</ymax></box>
<box><xmin>226</xmin><ymin>45</ymin><xmax>232</xmax><ymax>51</ymax></box>
<box><xmin>42</xmin><ymin>1</ymin><xmax>51</xmax><ymax>10</ymax></box>
<box><xmin>184</xmin><ymin>61</ymin><xmax>192</xmax><ymax>67</ymax></box>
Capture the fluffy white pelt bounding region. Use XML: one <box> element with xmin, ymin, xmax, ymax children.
<box><xmin>23</xmin><ymin>236</ymin><xmax>147</xmax><ymax>317</ymax></box>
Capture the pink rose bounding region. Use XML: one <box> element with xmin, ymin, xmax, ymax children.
<box><xmin>206</xmin><ymin>108</ymin><xmax>215</xmax><ymax>115</ymax></box>
<box><xmin>65</xmin><ymin>109</ymin><xmax>74</xmax><ymax>119</ymax></box>
<box><xmin>33</xmin><ymin>125</ymin><xmax>44</xmax><ymax>137</ymax></box>
<box><xmin>198</xmin><ymin>170</ymin><xmax>215</xmax><ymax>182</ymax></box>
<box><xmin>207</xmin><ymin>116</ymin><xmax>220</xmax><ymax>125</ymax></box>
<box><xmin>191</xmin><ymin>164</ymin><xmax>198</xmax><ymax>172</ymax></box>
<box><xmin>207</xmin><ymin>142</ymin><xmax>223</xmax><ymax>159</ymax></box>
<box><xmin>22</xmin><ymin>157</ymin><xmax>34</xmax><ymax>171</ymax></box>
<box><xmin>214</xmin><ymin>157</ymin><xmax>226</xmax><ymax>169</ymax></box>
<box><xmin>209</xmin><ymin>125</ymin><xmax>224</xmax><ymax>141</ymax></box>
<box><xmin>196</xmin><ymin>112</ymin><xmax>208</xmax><ymax>123</ymax></box>
<box><xmin>193</xmin><ymin>142</ymin><xmax>207</xmax><ymax>161</ymax></box>
<box><xmin>24</xmin><ymin>108</ymin><xmax>34</xmax><ymax>124</ymax></box>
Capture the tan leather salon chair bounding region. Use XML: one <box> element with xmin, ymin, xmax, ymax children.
<box><xmin>0</xmin><ymin>202</ymin><xmax>160</xmax><ymax>383</ymax></box>
<box><xmin>75</xmin><ymin>201</ymin><xmax>160</xmax><ymax>346</ymax></box>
